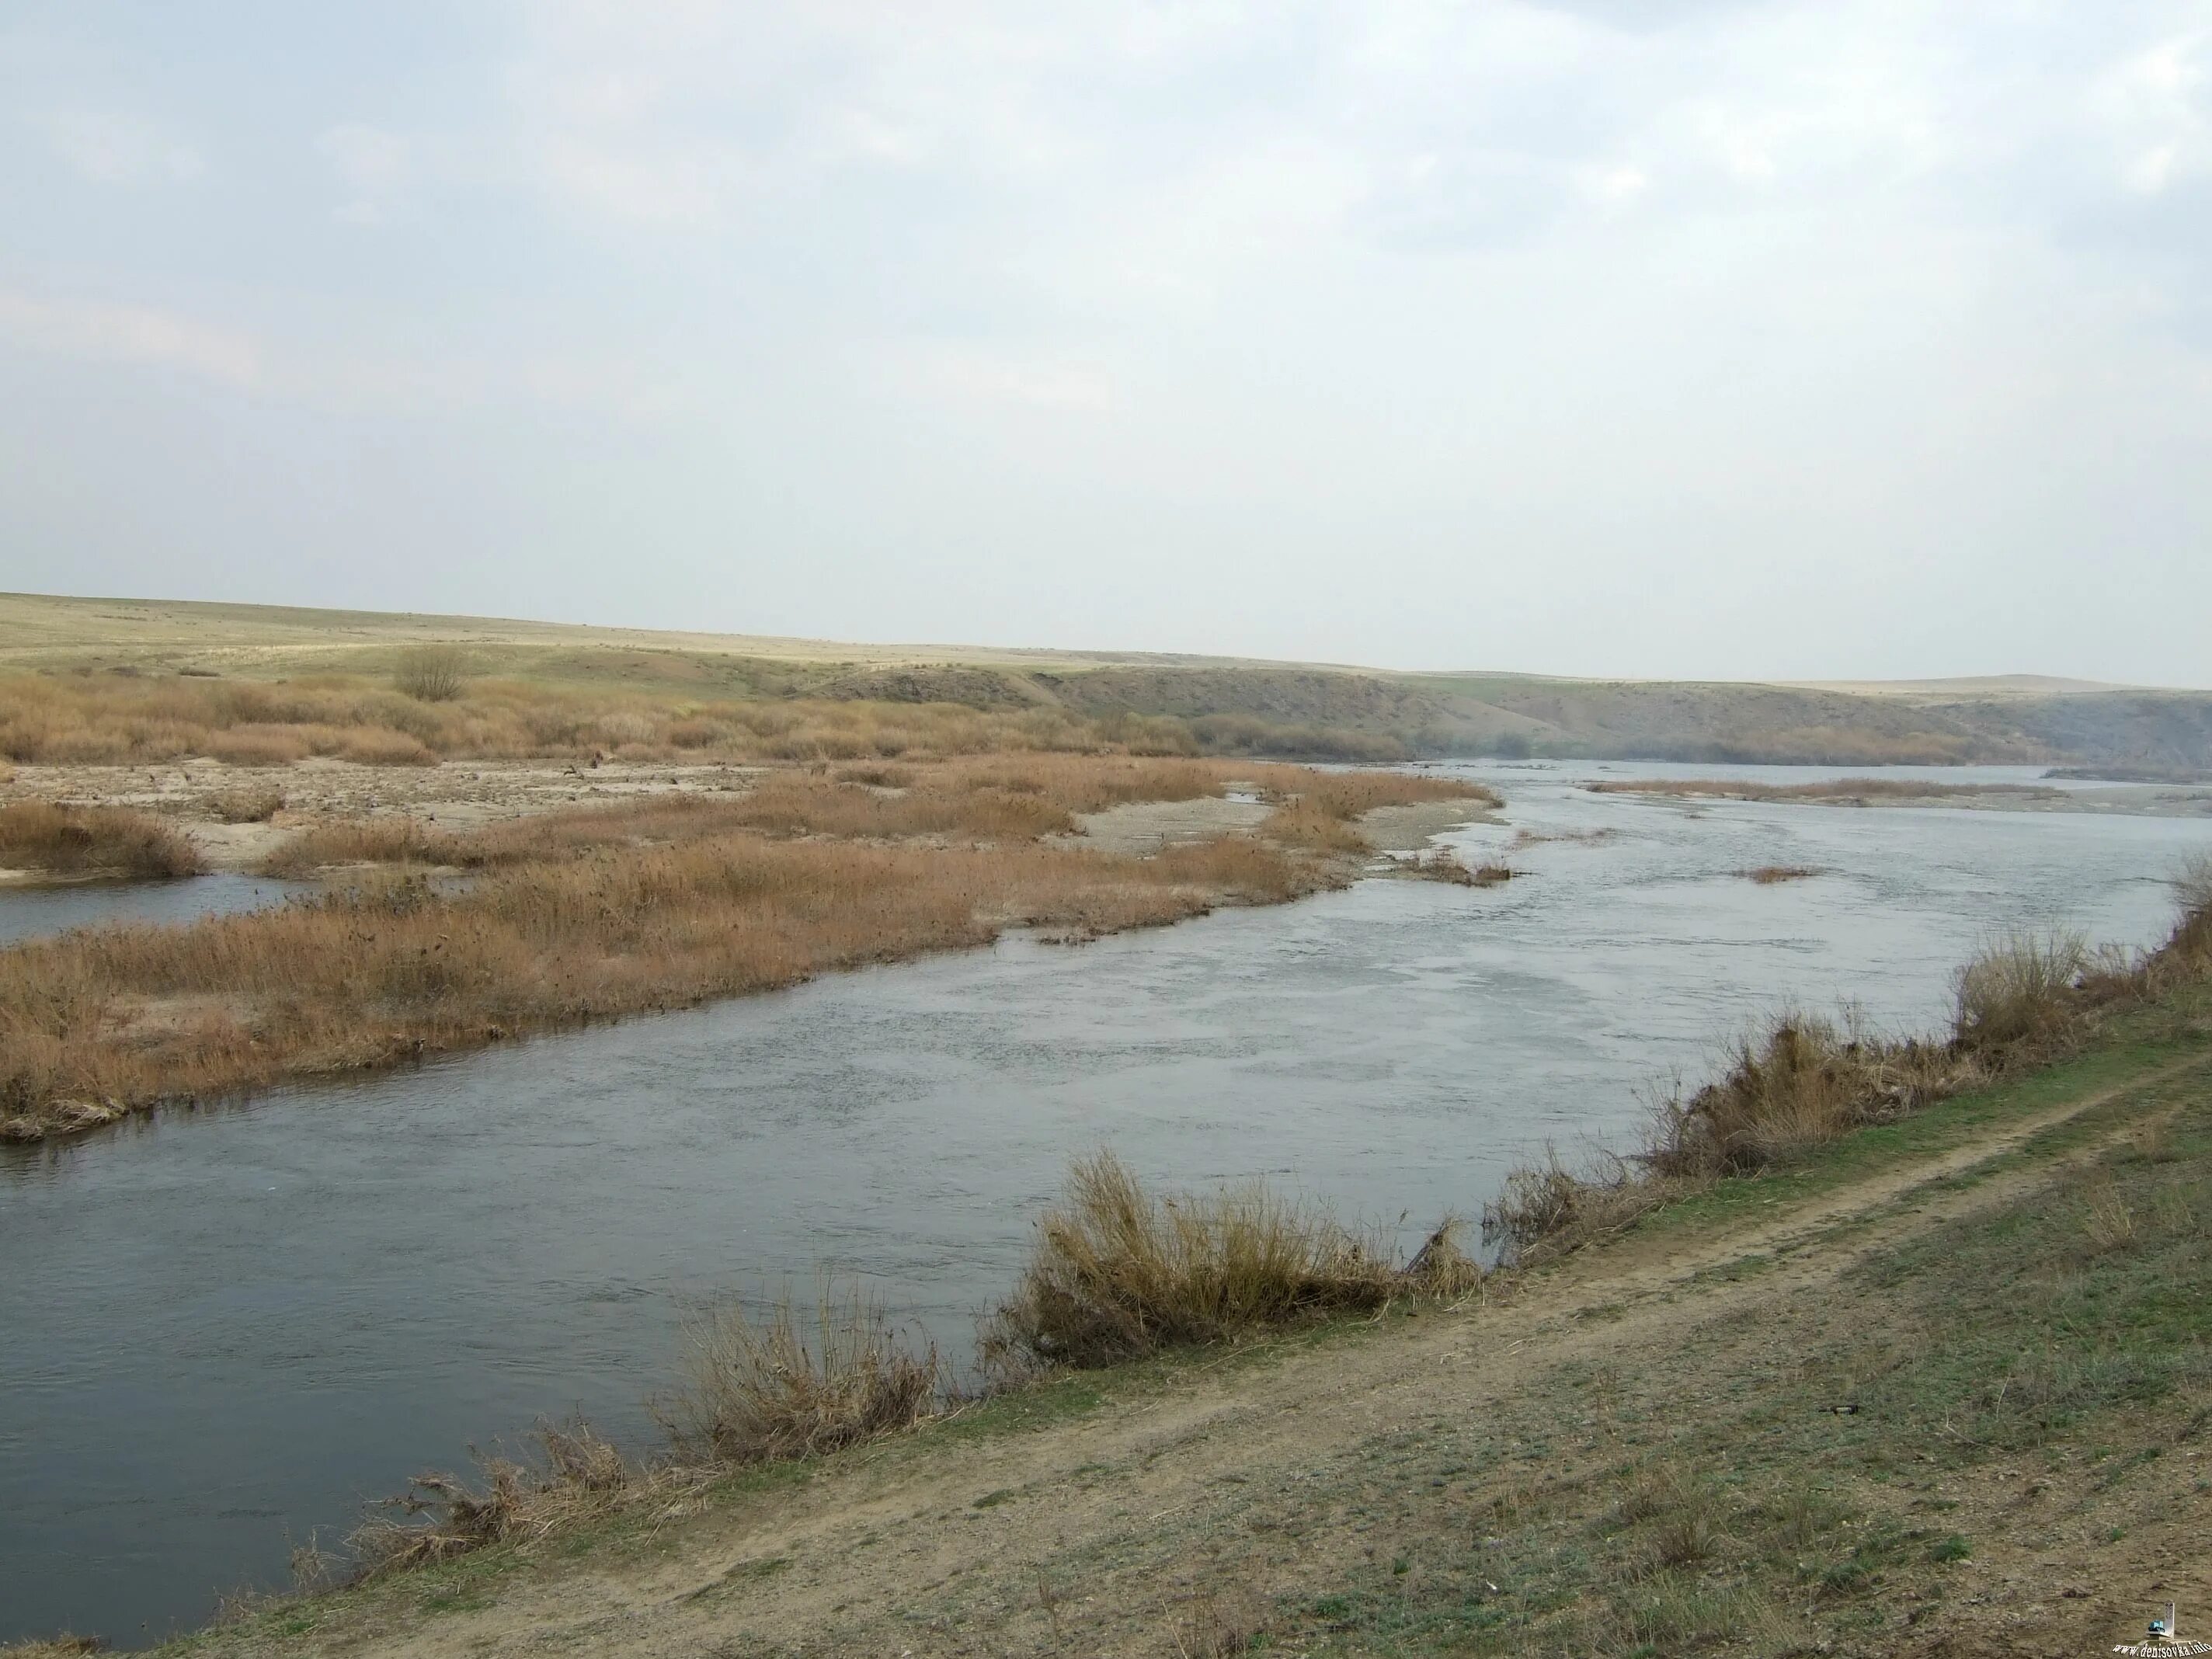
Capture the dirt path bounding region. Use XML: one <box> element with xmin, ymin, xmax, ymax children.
<box><xmin>228</xmin><ymin>1051</ymin><xmax>2206</xmax><ymax>1659</ymax></box>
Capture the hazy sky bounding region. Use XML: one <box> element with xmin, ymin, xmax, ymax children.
<box><xmin>3</xmin><ymin>2</ymin><xmax>2209</xmax><ymax>682</ymax></box>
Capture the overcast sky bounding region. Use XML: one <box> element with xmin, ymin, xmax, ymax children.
<box><xmin>3</xmin><ymin>2</ymin><xmax>2209</xmax><ymax>683</ymax></box>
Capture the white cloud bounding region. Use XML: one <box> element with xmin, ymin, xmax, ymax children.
<box><xmin>30</xmin><ymin>110</ymin><xmax>202</xmax><ymax>185</ymax></box>
<box><xmin>0</xmin><ymin>289</ymin><xmax>261</xmax><ymax>388</ymax></box>
<box><xmin>316</xmin><ymin>122</ymin><xmax>411</xmax><ymax>222</ymax></box>
<box><xmin>2092</xmin><ymin>30</ymin><xmax>2210</xmax><ymax>196</ymax></box>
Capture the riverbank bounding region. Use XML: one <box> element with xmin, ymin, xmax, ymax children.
<box><xmin>0</xmin><ymin>759</ymin><xmax>1496</xmax><ymax>1143</ymax></box>
<box><xmin>43</xmin><ymin>943</ymin><xmax>2207</xmax><ymax>1658</ymax></box>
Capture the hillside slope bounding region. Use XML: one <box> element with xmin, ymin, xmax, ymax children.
<box><xmin>4</xmin><ymin>591</ymin><xmax>2207</xmax><ymax>768</ymax></box>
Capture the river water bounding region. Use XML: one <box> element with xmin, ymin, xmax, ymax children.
<box><xmin>3</xmin><ymin>763</ymin><xmax>2208</xmax><ymax>1645</ymax></box>
<box><xmin>0</xmin><ymin>872</ymin><xmax>308</xmax><ymax>948</ymax></box>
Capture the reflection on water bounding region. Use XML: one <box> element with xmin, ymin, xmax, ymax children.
<box><xmin>0</xmin><ymin>873</ymin><xmax>310</xmax><ymax>947</ymax></box>
<box><xmin>2</xmin><ymin>763</ymin><xmax>2209</xmax><ymax>1645</ymax></box>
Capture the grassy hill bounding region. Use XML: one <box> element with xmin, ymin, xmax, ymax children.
<box><xmin>4</xmin><ymin>591</ymin><xmax>2207</xmax><ymax>769</ymax></box>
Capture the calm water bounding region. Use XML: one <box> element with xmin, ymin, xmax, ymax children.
<box><xmin>3</xmin><ymin>763</ymin><xmax>2209</xmax><ymax>1645</ymax></box>
<box><xmin>0</xmin><ymin>873</ymin><xmax>308</xmax><ymax>947</ymax></box>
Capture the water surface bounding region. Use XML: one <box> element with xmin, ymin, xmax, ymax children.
<box><xmin>0</xmin><ymin>873</ymin><xmax>308</xmax><ymax>947</ymax></box>
<box><xmin>3</xmin><ymin>763</ymin><xmax>2208</xmax><ymax>1645</ymax></box>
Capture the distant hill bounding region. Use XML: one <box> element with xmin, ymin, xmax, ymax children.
<box><xmin>4</xmin><ymin>591</ymin><xmax>2207</xmax><ymax>769</ymax></box>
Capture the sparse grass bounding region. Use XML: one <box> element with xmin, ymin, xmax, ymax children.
<box><xmin>1741</xmin><ymin>864</ymin><xmax>1820</xmax><ymax>883</ymax></box>
<box><xmin>979</xmin><ymin>1152</ymin><xmax>1478</xmax><ymax>1376</ymax></box>
<box><xmin>659</xmin><ymin>1284</ymin><xmax>944</xmax><ymax>1465</ymax></box>
<box><xmin>0</xmin><ymin>800</ymin><xmax>204</xmax><ymax>878</ymax></box>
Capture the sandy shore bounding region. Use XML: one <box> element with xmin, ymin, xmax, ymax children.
<box><xmin>0</xmin><ymin>758</ymin><xmax>760</xmax><ymax>871</ymax></box>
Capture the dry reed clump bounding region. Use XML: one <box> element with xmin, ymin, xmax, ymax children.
<box><xmin>1741</xmin><ymin>865</ymin><xmax>1820</xmax><ymax>884</ymax></box>
<box><xmin>1397</xmin><ymin>853</ymin><xmax>1515</xmax><ymax>886</ymax></box>
<box><xmin>0</xmin><ymin>1639</ymin><xmax>103</xmax><ymax>1657</ymax></box>
<box><xmin>258</xmin><ymin>816</ymin><xmax>474</xmax><ymax>875</ymax></box>
<box><xmin>209</xmin><ymin>786</ymin><xmax>286</xmax><ymax>824</ymax></box>
<box><xmin>659</xmin><ymin>1285</ymin><xmax>944</xmax><ymax>1466</ymax></box>
<box><xmin>1952</xmin><ymin>930</ymin><xmax>2089</xmax><ymax>1055</ymax></box>
<box><xmin>348</xmin><ymin>1420</ymin><xmax>632</xmax><ymax>1579</ymax></box>
<box><xmin>1482</xmin><ymin>1147</ymin><xmax>1681</xmax><ymax>1264</ymax></box>
<box><xmin>0</xmin><ymin>801</ymin><xmax>204</xmax><ymax>878</ymax></box>
<box><xmin>1643</xmin><ymin>1015</ymin><xmax>1980</xmax><ymax>1180</ymax></box>
<box><xmin>979</xmin><ymin>1153</ymin><xmax>1478</xmax><ymax>1376</ymax></box>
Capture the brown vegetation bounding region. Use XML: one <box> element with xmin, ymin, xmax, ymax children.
<box><xmin>1741</xmin><ymin>864</ymin><xmax>1821</xmax><ymax>884</ymax></box>
<box><xmin>210</xmin><ymin>786</ymin><xmax>287</xmax><ymax>824</ymax></box>
<box><xmin>0</xmin><ymin>801</ymin><xmax>204</xmax><ymax>878</ymax></box>
<box><xmin>349</xmin><ymin>1420</ymin><xmax>637</xmax><ymax>1579</ymax></box>
<box><xmin>979</xmin><ymin>1152</ymin><xmax>1479</xmax><ymax>1376</ymax></box>
<box><xmin>659</xmin><ymin>1285</ymin><xmax>944</xmax><ymax>1465</ymax></box>
<box><xmin>0</xmin><ymin>761</ymin><xmax>1493</xmax><ymax>1142</ymax></box>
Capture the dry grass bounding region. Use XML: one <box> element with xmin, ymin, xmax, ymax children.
<box><xmin>659</xmin><ymin>1285</ymin><xmax>944</xmax><ymax>1465</ymax></box>
<box><xmin>1644</xmin><ymin>1014</ymin><xmax>1981</xmax><ymax>1179</ymax></box>
<box><xmin>209</xmin><ymin>787</ymin><xmax>286</xmax><ymax>824</ymax></box>
<box><xmin>1483</xmin><ymin>1147</ymin><xmax>1682</xmax><ymax>1264</ymax></box>
<box><xmin>1399</xmin><ymin>853</ymin><xmax>1515</xmax><ymax>886</ymax></box>
<box><xmin>1588</xmin><ymin>777</ymin><xmax>2056</xmax><ymax>803</ymax></box>
<box><xmin>0</xmin><ymin>801</ymin><xmax>203</xmax><ymax>878</ymax></box>
<box><xmin>0</xmin><ymin>670</ymin><xmax>1108</xmax><ymax>767</ymax></box>
<box><xmin>0</xmin><ymin>759</ymin><xmax>1483</xmax><ymax>1140</ymax></box>
<box><xmin>1741</xmin><ymin>864</ymin><xmax>1820</xmax><ymax>884</ymax></box>
<box><xmin>348</xmin><ymin>1420</ymin><xmax>635</xmax><ymax>1579</ymax></box>
<box><xmin>979</xmin><ymin>1153</ymin><xmax>1479</xmax><ymax>1376</ymax></box>
<box><xmin>1953</xmin><ymin>930</ymin><xmax>2089</xmax><ymax>1053</ymax></box>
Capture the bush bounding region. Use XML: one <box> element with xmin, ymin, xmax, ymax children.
<box><xmin>1953</xmin><ymin>930</ymin><xmax>2088</xmax><ymax>1055</ymax></box>
<box><xmin>0</xmin><ymin>802</ymin><xmax>204</xmax><ymax>878</ymax></box>
<box><xmin>392</xmin><ymin>645</ymin><xmax>469</xmax><ymax>703</ymax></box>
<box><xmin>659</xmin><ymin>1284</ymin><xmax>942</xmax><ymax>1465</ymax></box>
<box><xmin>980</xmin><ymin>1153</ymin><xmax>1476</xmax><ymax>1376</ymax></box>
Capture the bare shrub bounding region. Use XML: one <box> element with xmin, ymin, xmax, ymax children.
<box><xmin>349</xmin><ymin>1419</ymin><xmax>628</xmax><ymax>1578</ymax></box>
<box><xmin>979</xmin><ymin>1153</ymin><xmax>1476</xmax><ymax>1376</ymax></box>
<box><xmin>392</xmin><ymin>645</ymin><xmax>469</xmax><ymax>703</ymax></box>
<box><xmin>1173</xmin><ymin>1585</ymin><xmax>1272</xmax><ymax>1657</ymax></box>
<box><xmin>1398</xmin><ymin>851</ymin><xmax>1512</xmax><ymax>885</ymax></box>
<box><xmin>1647</xmin><ymin>1015</ymin><xmax>1977</xmax><ymax>1179</ymax></box>
<box><xmin>1483</xmin><ymin>1146</ymin><xmax>1677</xmax><ymax>1264</ymax></box>
<box><xmin>660</xmin><ymin>1283</ymin><xmax>942</xmax><ymax>1465</ymax></box>
<box><xmin>0</xmin><ymin>802</ymin><xmax>203</xmax><ymax>878</ymax></box>
<box><xmin>1953</xmin><ymin>930</ymin><xmax>2089</xmax><ymax>1056</ymax></box>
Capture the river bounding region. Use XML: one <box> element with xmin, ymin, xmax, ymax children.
<box><xmin>2</xmin><ymin>762</ymin><xmax>2208</xmax><ymax>1645</ymax></box>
